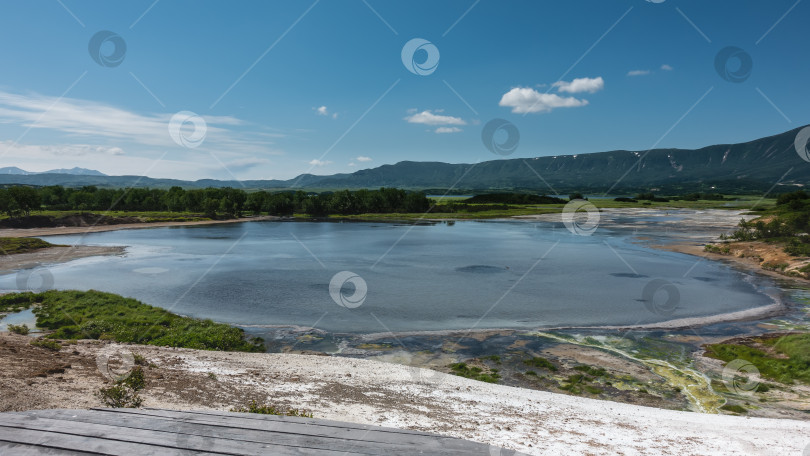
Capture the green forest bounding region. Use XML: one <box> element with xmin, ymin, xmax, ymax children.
<box><xmin>0</xmin><ymin>185</ymin><xmax>431</xmax><ymax>218</ymax></box>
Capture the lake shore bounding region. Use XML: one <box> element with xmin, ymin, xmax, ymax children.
<box><xmin>0</xmin><ymin>215</ymin><xmax>280</xmax><ymax>238</ymax></box>
<box><xmin>1</xmin><ymin>333</ymin><xmax>807</xmax><ymax>456</ymax></box>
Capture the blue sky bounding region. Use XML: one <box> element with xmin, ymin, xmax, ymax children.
<box><xmin>0</xmin><ymin>0</ymin><xmax>807</xmax><ymax>180</ymax></box>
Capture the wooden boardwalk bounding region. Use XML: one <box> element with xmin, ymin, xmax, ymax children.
<box><xmin>0</xmin><ymin>408</ymin><xmax>525</xmax><ymax>455</ymax></box>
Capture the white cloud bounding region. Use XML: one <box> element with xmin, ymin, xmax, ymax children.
<box><xmin>627</xmin><ymin>70</ymin><xmax>651</xmax><ymax>77</ymax></box>
<box><xmin>308</xmin><ymin>159</ymin><xmax>332</xmax><ymax>166</ymax></box>
<box><xmin>356</xmin><ymin>156</ymin><xmax>372</xmax><ymax>162</ymax></box>
<box><xmin>404</xmin><ymin>110</ymin><xmax>466</xmax><ymax>126</ymax></box>
<box><xmin>0</xmin><ymin>90</ymin><xmax>281</xmax><ymax>157</ymax></box>
<box><xmin>348</xmin><ymin>162</ymin><xmax>356</xmax><ymax>167</ymax></box>
<box><xmin>661</xmin><ymin>64</ymin><xmax>673</xmax><ymax>71</ymax></box>
<box><xmin>315</xmin><ymin>106</ymin><xmax>328</xmax><ymax>116</ymax></box>
<box><xmin>499</xmin><ymin>88</ymin><xmax>589</xmax><ymax>114</ymax></box>
<box><xmin>435</xmin><ymin>127</ymin><xmax>462</xmax><ymax>134</ymax></box>
<box><xmin>332</xmin><ymin>112</ymin><xmax>338</xmax><ymax>119</ymax></box>
<box><xmin>552</xmin><ymin>77</ymin><xmax>604</xmax><ymax>94</ymax></box>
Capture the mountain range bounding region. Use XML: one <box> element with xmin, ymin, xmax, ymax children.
<box><xmin>2</xmin><ymin>125</ymin><xmax>809</xmax><ymax>194</ymax></box>
<box><xmin>0</xmin><ymin>167</ymin><xmax>107</xmax><ymax>176</ymax></box>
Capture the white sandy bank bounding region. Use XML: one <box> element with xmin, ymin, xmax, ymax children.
<box><xmin>90</xmin><ymin>343</ymin><xmax>810</xmax><ymax>456</ymax></box>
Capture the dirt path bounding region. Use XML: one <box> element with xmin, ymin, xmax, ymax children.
<box><xmin>1</xmin><ymin>334</ymin><xmax>808</xmax><ymax>456</ymax></box>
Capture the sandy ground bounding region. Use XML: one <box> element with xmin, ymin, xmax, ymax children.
<box><xmin>0</xmin><ymin>215</ymin><xmax>279</xmax><ymax>238</ymax></box>
<box><xmin>0</xmin><ymin>245</ymin><xmax>125</xmax><ymax>275</ymax></box>
<box><xmin>1</xmin><ymin>334</ymin><xmax>808</xmax><ymax>456</ymax></box>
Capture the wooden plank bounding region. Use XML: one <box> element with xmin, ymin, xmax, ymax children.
<box><xmin>5</xmin><ymin>409</ymin><xmax>526</xmax><ymax>455</ymax></box>
<box><xmin>140</xmin><ymin>407</ymin><xmax>430</xmax><ymax>436</ymax></box>
<box><xmin>20</xmin><ymin>409</ymin><xmax>456</xmax><ymax>455</ymax></box>
<box><xmin>91</xmin><ymin>408</ymin><xmax>487</xmax><ymax>451</ymax></box>
<box><xmin>0</xmin><ymin>442</ymin><xmax>96</xmax><ymax>456</ymax></box>
<box><xmin>0</xmin><ymin>425</ymin><xmax>208</xmax><ymax>456</ymax></box>
<box><xmin>0</xmin><ymin>415</ymin><xmax>362</xmax><ymax>456</ymax></box>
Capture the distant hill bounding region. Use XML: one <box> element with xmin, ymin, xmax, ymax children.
<box><xmin>1</xmin><ymin>125</ymin><xmax>808</xmax><ymax>194</ymax></box>
<box><xmin>0</xmin><ymin>167</ymin><xmax>106</xmax><ymax>176</ymax></box>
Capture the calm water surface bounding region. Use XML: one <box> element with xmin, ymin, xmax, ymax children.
<box><xmin>0</xmin><ymin>220</ymin><xmax>779</xmax><ymax>333</ymax></box>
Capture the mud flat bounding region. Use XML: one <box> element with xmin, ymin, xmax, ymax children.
<box><xmin>0</xmin><ymin>245</ymin><xmax>125</xmax><ymax>275</ymax></box>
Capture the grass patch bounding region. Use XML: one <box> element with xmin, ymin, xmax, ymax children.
<box><xmin>523</xmin><ymin>356</ymin><xmax>558</xmax><ymax>371</ymax></box>
<box><xmin>449</xmin><ymin>362</ymin><xmax>501</xmax><ymax>383</ymax></box>
<box><xmin>231</xmin><ymin>400</ymin><xmax>313</xmax><ymax>418</ymax></box>
<box><xmin>720</xmin><ymin>404</ymin><xmax>747</xmax><ymax>414</ymax></box>
<box><xmin>3</xmin><ymin>290</ymin><xmax>264</xmax><ymax>352</ymax></box>
<box><xmin>705</xmin><ymin>334</ymin><xmax>810</xmax><ymax>385</ymax></box>
<box><xmin>573</xmin><ymin>365</ymin><xmax>607</xmax><ymax>377</ymax></box>
<box><xmin>30</xmin><ymin>338</ymin><xmax>61</xmax><ymax>351</ymax></box>
<box><xmin>0</xmin><ymin>237</ymin><xmax>58</xmax><ymax>254</ymax></box>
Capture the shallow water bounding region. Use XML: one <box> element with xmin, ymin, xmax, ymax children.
<box><xmin>0</xmin><ymin>219</ymin><xmax>780</xmax><ymax>333</ymax></box>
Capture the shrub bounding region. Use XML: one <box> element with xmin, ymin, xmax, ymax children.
<box><xmin>97</xmin><ymin>366</ymin><xmax>145</xmax><ymax>408</ymax></box>
<box><xmin>7</xmin><ymin>323</ymin><xmax>29</xmax><ymax>335</ymax></box>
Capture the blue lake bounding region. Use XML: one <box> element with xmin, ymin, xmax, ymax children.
<box><xmin>0</xmin><ymin>219</ymin><xmax>779</xmax><ymax>333</ymax></box>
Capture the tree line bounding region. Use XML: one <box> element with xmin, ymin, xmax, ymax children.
<box><xmin>0</xmin><ymin>185</ymin><xmax>431</xmax><ymax>218</ymax></box>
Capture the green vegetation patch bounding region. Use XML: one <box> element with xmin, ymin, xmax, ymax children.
<box><xmin>7</xmin><ymin>323</ymin><xmax>29</xmax><ymax>335</ymax></box>
<box><xmin>3</xmin><ymin>290</ymin><xmax>264</xmax><ymax>352</ymax></box>
<box><xmin>720</xmin><ymin>404</ymin><xmax>747</xmax><ymax>414</ymax></box>
<box><xmin>449</xmin><ymin>362</ymin><xmax>501</xmax><ymax>383</ymax></box>
<box><xmin>705</xmin><ymin>333</ymin><xmax>810</xmax><ymax>385</ymax></box>
<box><xmin>523</xmin><ymin>356</ymin><xmax>558</xmax><ymax>371</ymax></box>
<box><xmin>0</xmin><ymin>237</ymin><xmax>56</xmax><ymax>254</ymax></box>
<box><xmin>98</xmin><ymin>366</ymin><xmax>146</xmax><ymax>408</ymax></box>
